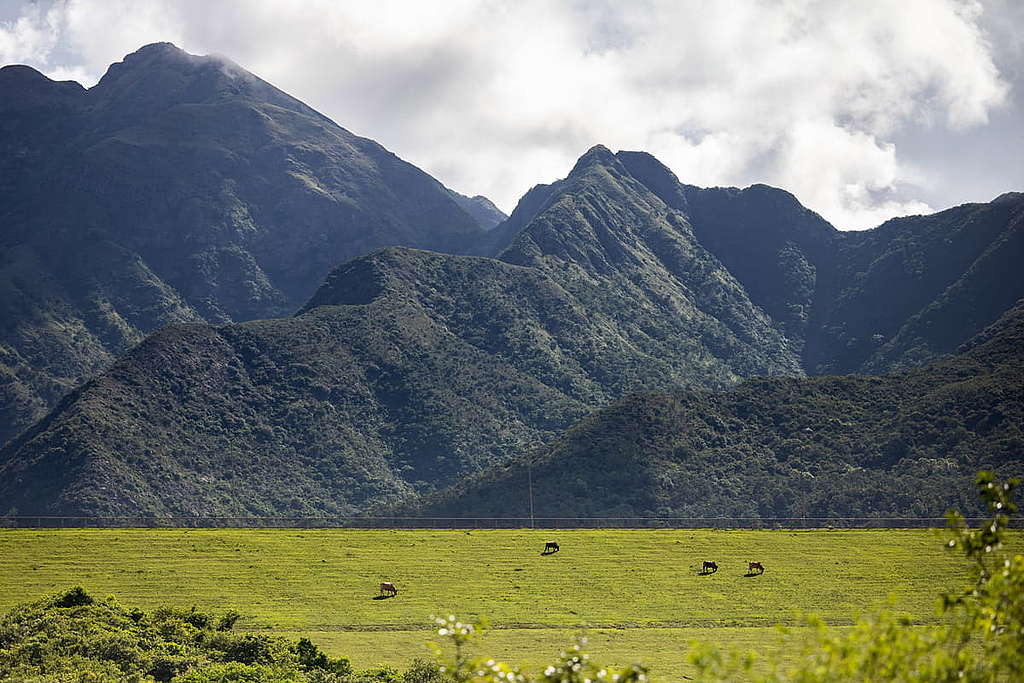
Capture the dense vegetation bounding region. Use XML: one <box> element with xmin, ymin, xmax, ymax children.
<box><xmin>3</xmin><ymin>138</ymin><xmax>1022</xmax><ymax>516</ymax></box>
<box><xmin>413</xmin><ymin>300</ymin><xmax>1024</xmax><ymax>518</ymax></box>
<box><xmin>1</xmin><ymin>43</ymin><xmax>1021</xmax><ymax>517</ymax></box>
<box><xmin>0</xmin><ymin>148</ymin><xmax>807</xmax><ymax>517</ymax></box>
<box><xmin>492</xmin><ymin>145</ymin><xmax>800</xmax><ymax>383</ymax></box>
<box><xmin>617</xmin><ymin>151</ymin><xmax>1024</xmax><ymax>376</ymax></box>
<box><xmin>0</xmin><ymin>42</ymin><xmax>494</xmax><ymax>445</ymax></box>
<box><xmin>0</xmin><ymin>586</ymin><xmax>438</xmax><ymax>682</ymax></box>
<box><xmin>0</xmin><ymin>587</ymin><xmax>639</xmax><ymax>682</ymax></box>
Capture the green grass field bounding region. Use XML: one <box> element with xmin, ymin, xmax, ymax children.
<box><xmin>0</xmin><ymin>528</ymin><xmax>994</xmax><ymax>678</ymax></box>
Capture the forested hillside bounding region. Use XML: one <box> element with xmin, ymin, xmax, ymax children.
<box><xmin>412</xmin><ymin>300</ymin><xmax>1024</xmax><ymax>518</ymax></box>
<box><xmin>2</xmin><ymin>42</ymin><xmax>1021</xmax><ymax>517</ymax></box>
<box><xmin>616</xmin><ymin>151</ymin><xmax>1024</xmax><ymax>376</ymax></box>
<box><xmin>0</xmin><ymin>147</ymin><xmax>805</xmax><ymax>517</ymax></box>
<box><xmin>3</xmin><ymin>133</ymin><xmax>1022</xmax><ymax>517</ymax></box>
<box><xmin>0</xmin><ymin>42</ymin><xmax>492</xmax><ymax>445</ymax></box>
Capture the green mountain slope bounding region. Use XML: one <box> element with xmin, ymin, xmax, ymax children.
<box><xmin>823</xmin><ymin>193</ymin><xmax>1024</xmax><ymax>374</ymax></box>
<box><xmin>0</xmin><ymin>249</ymin><xmax>590</xmax><ymax>515</ymax></box>
<box><xmin>0</xmin><ymin>43</ymin><xmax>486</xmax><ymax>445</ymax></box>
<box><xmin>614</xmin><ymin>151</ymin><xmax>1024</xmax><ymax>376</ymax></box>
<box><xmin>3</xmin><ymin>90</ymin><xmax>1021</xmax><ymax>518</ymax></box>
<box><xmin>496</xmin><ymin>146</ymin><xmax>801</xmax><ymax>382</ymax></box>
<box><xmin>412</xmin><ymin>300</ymin><xmax>1024</xmax><ymax>519</ymax></box>
<box><xmin>0</xmin><ymin>147</ymin><xmax>808</xmax><ymax>516</ymax></box>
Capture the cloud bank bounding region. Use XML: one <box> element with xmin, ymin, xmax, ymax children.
<box><xmin>1</xmin><ymin>0</ymin><xmax>1018</xmax><ymax>229</ymax></box>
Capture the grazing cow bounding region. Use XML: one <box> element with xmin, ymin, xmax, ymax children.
<box><xmin>748</xmin><ymin>561</ymin><xmax>765</xmax><ymax>575</ymax></box>
<box><xmin>379</xmin><ymin>582</ymin><xmax>398</xmax><ymax>597</ymax></box>
<box><xmin>702</xmin><ymin>560</ymin><xmax>718</xmax><ymax>574</ymax></box>
<box><xmin>544</xmin><ymin>541</ymin><xmax>560</xmax><ymax>554</ymax></box>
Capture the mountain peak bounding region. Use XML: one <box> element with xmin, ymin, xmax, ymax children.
<box><xmin>0</xmin><ymin>63</ymin><xmax>86</xmax><ymax>110</ymax></box>
<box><xmin>615</xmin><ymin>150</ymin><xmax>678</xmax><ymax>178</ymax></box>
<box><xmin>89</xmin><ymin>42</ymin><xmax>320</xmax><ymax>125</ymax></box>
<box><xmin>92</xmin><ymin>41</ymin><xmax>205</xmax><ymax>95</ymax></box>
<box><xmin>104</xmin><ymin>41</ymin><xmax>195</xmax><ymax>75</ymax></box>
<box><xmin>447</xmin><ymin>190</ymin><xmax>507</xmax><ymax>230</ymax></box>
<box><xmin>128</xmin><ymin>42</ymin><xmax>188</xmax><ymax>59</ymax></box>
<box><xmin>0</xmin><ymin>64</ymin><xmax>48</xmax><ymax>83</ymax></box>
<box><xmin>119</xmin><ymin>42</ymin><xmax>248</xmax><ymax>78</ymax></box>
<box><xmin>568</xmin><ymin>144</ymin><xmax>618</xmax><ymax>176</ymax></box>
<box><xmin>299</xmin><ymin>246</ymin><xmax>422</xmax><ymax>310</ymax></box>
<box><xmin>992</xmin><ymin>191</ymin><xmax>1024</xmax><ymax>206</ymax></box>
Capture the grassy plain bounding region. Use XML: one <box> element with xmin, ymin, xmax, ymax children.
<box><xmin>0</xmin><ymin>528</ymin><xmax>988</xmax><ymax>678</ymax></box>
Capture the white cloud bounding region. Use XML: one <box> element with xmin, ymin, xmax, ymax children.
<box><xmin>0</xmin><ymin>0</ymin><xmax>1016</xmax><ymax>229</ymax></box>
<box><xmin>0</xmin><ymin>3</ymin><xmax>61</xmax><ymax>65</ymax></box>
<box><xmin>775</xmin><ymin>119</ymin><xmax>934</xmax><ymax>228</ymax></box>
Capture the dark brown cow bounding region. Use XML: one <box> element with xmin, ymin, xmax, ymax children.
<box><xmin>702</xmin><ymin>560</ymin><xmax>718</xmax><ymax>574</ymax></box>
<box><xmin>543</xmin><ymin>541</ymin><xmax>560</xmax><ymax>554</ymax></box>
<box><xmin>748</xmin><ymin>562</ymin><xmax>765</xmax><ymax>575</ymax></box>
<box><xmin>379</xmin><ymin>582</ymin><xmax>398</xmax><ymax>597</ymax></box>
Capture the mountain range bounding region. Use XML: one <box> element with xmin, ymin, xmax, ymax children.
<box><xmin>0</xmin><ymin>42</ymin><xmax>499</xmax><ymax>446</ymax></box>
<box><xmin>0</xmin><ymin>44</ymin><xmax>1020</xmax><ymax>517</ymax></box>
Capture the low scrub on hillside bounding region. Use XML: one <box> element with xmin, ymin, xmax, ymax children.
<box><xmin>414</xmin><ymin>303</ymin><xmax>1024</xmax><ymax>519</ymax></box>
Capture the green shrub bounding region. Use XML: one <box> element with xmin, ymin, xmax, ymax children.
<box><xmin>174</xmin><ymin>661</ymin><xmax>303</xmax><ymax>682</ymax></box>
<box><xmin>216</xmin><ymin>610</ymin><xmax>241</xmax><ymax>631</ymax></box>
<box><xmin>212</xmin><ymin>633</ymin><xmax>275</xmax><ymax>666</ymax></box>
<box><xmin>51</xmin><ymin>586</ymin><xmax>94</xmax><ymax>608</ymax></box>
<box><xmin>295</xmin><ymin>637</ymin><xmax>351</xmax><ymax>676</ymax></box>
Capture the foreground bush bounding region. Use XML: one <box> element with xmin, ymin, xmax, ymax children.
<box><xmin>0</xmin><ymin>592</ymin><xmax>351</xmax><ymax>682</ymax></box>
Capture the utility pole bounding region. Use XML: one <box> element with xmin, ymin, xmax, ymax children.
<box><xmin>527</xmin><ymin>458</ymin><xmax>535</xmax><ymax>529</ymax></box>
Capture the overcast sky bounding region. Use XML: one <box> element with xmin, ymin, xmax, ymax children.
<box><xmin>2</xmin><ymin>0</ymin><xmax>1021</xmax><ymax>229</ymax></box>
